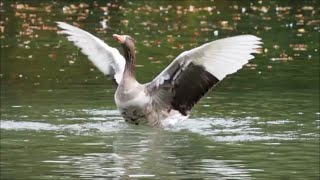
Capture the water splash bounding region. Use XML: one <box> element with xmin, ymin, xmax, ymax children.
<box><xmin>1</xmin><ymin>108</ymin><xmax>317</xmax><ymax>141</ymax></box>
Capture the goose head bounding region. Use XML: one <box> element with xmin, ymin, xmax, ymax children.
<box><xmin>113</xmin><ymin>34</ymin><xmax>135</xmax><ymax>61</ymax></box>
<box><xmin>113</xmin><ymin>34</ymin><xmax>136</xmax><ymax>77</ymax></box>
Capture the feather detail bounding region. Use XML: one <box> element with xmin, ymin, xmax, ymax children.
<box><xmin>57</xmin><ymin>22</ymin><xmax>125</xmax><ymax>84</ymax></box>
<box><xmin>146</xmin><ymin>35</ymin><xmax>262</xmax><ymax>115</ymax></box>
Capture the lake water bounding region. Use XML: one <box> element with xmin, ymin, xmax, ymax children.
<box><xmin>1</xmin><ymin>0</ymin><xmax>319</xmax><ymax>179</ymax></box>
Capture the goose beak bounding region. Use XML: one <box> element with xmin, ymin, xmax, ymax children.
<box><xmin>113</xmin><ymin>34</ymin><xmax>125</xmax><ymax>44</ymax></box>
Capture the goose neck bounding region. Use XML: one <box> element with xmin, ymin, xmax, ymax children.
<box><xmin>123</xmin><ymin>46</ymin><xmax>136</xmax><ymax>77</ymax></box>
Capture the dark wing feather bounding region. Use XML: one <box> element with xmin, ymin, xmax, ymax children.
<box><xmin>171</xmin><ymin>63</ymin><xmax>219</xmax><ymax>115</ymax></box>
<box><xmin>145</xmin><ymin>61</ymin><xmax>219</xmax><ymax>116</ymax></box>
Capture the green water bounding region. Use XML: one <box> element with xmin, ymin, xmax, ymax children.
<box><xmin>1</xmin><ymin>0</ymin><xmax>319</xmax><ymax>179</ymax></box>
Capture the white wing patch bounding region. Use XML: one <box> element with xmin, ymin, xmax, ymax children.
<box><xmin>175</xmin><ymin>35</ymin><xmax>262</xmax><ymax>80</ymax></box>
<box><xmin>57</xmin><ymin>22</ymin><xmax>125</xmax><ymax>84</ymax></box>
<box><xmin>149</xmin><ymin>35</ymin><xmax>261</xmax><ymax>91</ymax></box>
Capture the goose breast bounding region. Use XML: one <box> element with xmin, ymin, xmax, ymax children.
<box><xmin>114</xmin><ymin>85</ymin><xmax>154</xmax><ymax>125</ymax></box>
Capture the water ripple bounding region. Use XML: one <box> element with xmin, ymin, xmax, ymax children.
<box><xmin>0</xmin><ymin>120</ymin><xmax>127</xmax><ymax>133</ymax></box>
<box><xmin>1</xmin><ymin>115</ymin><xmax>317</xmax><ymax>142</ymax></box>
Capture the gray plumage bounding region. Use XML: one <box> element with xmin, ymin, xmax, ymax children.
<box><xmin>57</xmin><ymin>22</ymin><xmax>262</xmax><ymax>128</ymax></box>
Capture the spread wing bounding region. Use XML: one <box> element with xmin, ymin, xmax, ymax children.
<box><xmin>146</xmin><ymin>35</ymin><xmax>262</xmax><ymax>115</ymax></box>
<box><xmin>57</xmin><ymin>22</ymin><xmax>125</xmax><ymax>84</ymax></box>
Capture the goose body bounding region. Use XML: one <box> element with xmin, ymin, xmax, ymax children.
<box><xmin>115</xmin><ymin>80</ymin><xmax>155</xmax><ymax>126</ymax></box>
<box><xmin>57</xmin><ymin>22</ymin><xmax>262</xmax><ymax>128</ymax></box>
<box><xmin>114</xmin><ymin>71</ymin><xmax>172</xmax><ymax>127</ymax></box>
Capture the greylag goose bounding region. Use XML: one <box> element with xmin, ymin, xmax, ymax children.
<box><xmin>57</xmin><ymin>22</ymin><xmax>262</xmax><ymax>128</ymax></box>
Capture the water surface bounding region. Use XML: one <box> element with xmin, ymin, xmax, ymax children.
<box><xmin>1</xmin><ymin>0</ymin><xmax>319</xmax><ymax>179</ymax></box>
